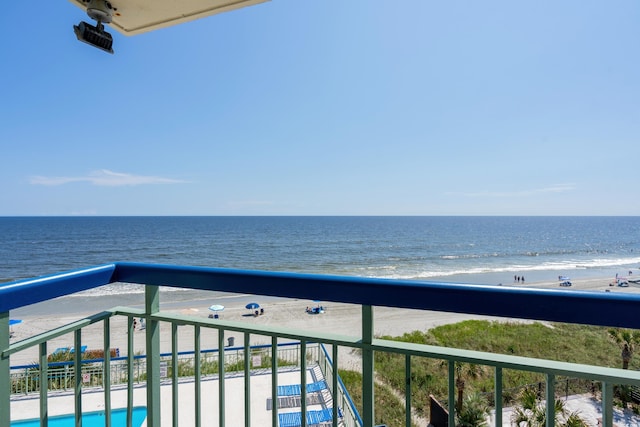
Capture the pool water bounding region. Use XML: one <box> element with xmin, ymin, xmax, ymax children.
<box><xmin>11</xmin><ymin>406</ymin><xmax>147</xmax><ymax>427</ymax></box>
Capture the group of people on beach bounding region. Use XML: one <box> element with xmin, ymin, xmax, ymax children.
<box><xmin>514</xmin><ymin>275</ymin><xmax>525</xmax><ymax>283</ymax></box>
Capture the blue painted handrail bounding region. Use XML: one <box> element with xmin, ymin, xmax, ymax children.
<box><xmin>0</xmin><ymin>264</ymin><xmax>116</xmax><ymax>312</ymax></box>
<box><xmin>3</xmin><ymin>262</ymin><xmax>638</xmax><ymax>427</ymax></box>
<box><xmin>2</xmin><ymin>262</ymin><xmax>640</xmax><ymax>329</ymax></box>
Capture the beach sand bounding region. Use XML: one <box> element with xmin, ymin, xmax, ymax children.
<box><xmin>8</xmin><ymin>275</ymin><xmax>639</xmax><ymax>369</ymax></box>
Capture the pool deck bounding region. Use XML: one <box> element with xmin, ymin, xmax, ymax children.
<box><xmin>11</xmin><ymin>366</ymin><xmax>335</xmax><ymax>426</ymax></box>
<box><xmin>11</xmin><ymin>367</ymin><xmax>640</xmax><ymax>426</ymax></box>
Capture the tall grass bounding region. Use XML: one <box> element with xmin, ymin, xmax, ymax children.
<box><xmin>370</xmin><ymin>320</ymin><xmax>635</xmax><ymax>418</ymax></box>
<box><xmin>339</xmin><ymin>369</ymin><xmax>419</xmax><ymax>427</ymax></box>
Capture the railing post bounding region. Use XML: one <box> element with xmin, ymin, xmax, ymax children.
<box><xmin>104</xmin><ymin>318</ymin><xmax>112</xmax><ymax>427</ymax></box>
<box><xmin>145</xmin><ymin>285</ymin><xmax>161</xmax><ymax>427</ymax></box>
<box><xmin>301</xmin><ymin>340</ymin><xmax>307</xmax><ymax>427</ymax></box>
<box><xmin>171</xmin><ymin>323</ymin><xmax>179</xmax><ymax>427</ymax></box>
<box><xmin>602</xmin><ymin>382</ymin><xmax>613</xmax><ymax>427</ymax></box>
<box><xmin>218</xmin><ymin>330</ymin><xmax>226</xmax><ymax>427</ymax></box>
<box><xmin>405</xmin><ymin>355</ymin><xmax>411</xmax><ymax>427</ymax></box>
<box><xmin>332</xmin><ymin>344</ymin><xmax>339</xmax><ymax>427</ymax></box>
<box><xmin>448</xmin><ymin>361</ymin><xmax>455</xmax><ymax>427</ymax></box>
<box><xmin>127</xmin><ymin>316</ymin><xmax>134</xmax><ymax>427</ymax></box>
<box><xmin>362</xmin><ymin>305</ymin><xmax>374</xmax><ymax>427</ymax></box>
<box><xmin>39</xmin><ymin>342</ymin><xmax>48</xmax><ymax>426</ymax></box>
<box><xmin>194</xmin><ymin>325</ymin><xmax>201</xmax><ymax>427</ymax></box>
<box><xmin>0</xmin><ymin>312</ymin><xmax>10</xmax><ymax>427</ymax></box>
<box><xmin>494</xmin><ymin>367</ymin><xmax>502</xmax><ymax>427</ymax></box>
<box><xmin>74</xmin><ymin>329</ymin><xmax>82</xmax><ymax>427</ymax></box>
<box><xmin>271</xmin><ymin>337</ymin><xmax>279</xmax><ymax>427</ymax></box>
<box><xmin>244</xmin><ymin>333</ymin><xmax>251</xmax><ymax>427</ymax></box>
<box><xmin>546</xmin><ymin>374</ymin><xmax>555</xmax><ymax>427</ymax></box>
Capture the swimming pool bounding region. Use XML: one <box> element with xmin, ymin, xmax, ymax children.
<box><xmin>11</xmin><ymin>406</ymin><xmax>147</xmax><ymax>427</ymax></box>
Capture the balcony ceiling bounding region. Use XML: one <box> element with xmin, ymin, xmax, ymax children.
<box><xmin>68</xmin><ymin>0</ymin><xmax>269</xmax><ymax>36</ymax></box>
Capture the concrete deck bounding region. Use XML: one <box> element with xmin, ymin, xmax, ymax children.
<box><xmin>11</xmin><ymin>366</ymin><xmax>340</xmax><ymax>426</ymax></box>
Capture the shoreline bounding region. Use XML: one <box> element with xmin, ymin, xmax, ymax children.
<box><xmin>8</xmin><ymin>274</ymin><xmax>640</xmax><ymax>367</ymax></box>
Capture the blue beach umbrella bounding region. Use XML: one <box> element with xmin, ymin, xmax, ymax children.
<box><xmin>245</xmin><ymin>302</ymin><xmax>260</xmax><ymax>310</ymax></box>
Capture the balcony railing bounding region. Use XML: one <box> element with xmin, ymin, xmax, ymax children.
<box><xmin>2</xmin><ymin>262</ymin><xmax>640</xmax><ymax>426</ymax></box>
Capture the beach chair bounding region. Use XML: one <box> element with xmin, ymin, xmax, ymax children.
<box><xmin>267</xmin><ymin>393</ymin><xmax>324</xmax><ymax>410</ymax></box>
<box><xmin>267</xmin><ymin>380</ymin><xmax>329</xmax><ymax>410</ymax></box>
<box><xmin>277</xmin><ymin>380</ymin><xmax>328</xmax><ymax>396</ymax></box>
<box><xmin>306</xmin><ymin>381</ymin><xmax>327</xmax><ymax>393</ymax></box>
<box><xmin>278</xmin><ymin>408</ymin><xmax>340</xmax><ymax>427</ymax></box>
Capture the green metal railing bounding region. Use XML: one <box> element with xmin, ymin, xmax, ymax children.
<box><xmin>3</xmin><ymin>263</ymin><xmax>640</xmax><ymax>426</ymax></box>
<box><xmin>10</xmin><ymin>341</ymin><xmax>313</xmax><ymax>395</ymax></box>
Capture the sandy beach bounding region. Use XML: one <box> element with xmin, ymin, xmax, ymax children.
<box><xmin>8</xmin><ymin>275</ymin><xmax>640</xmax><ymax>369</ymax></box>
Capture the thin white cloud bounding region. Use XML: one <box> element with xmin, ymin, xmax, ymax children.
<box><xmin>447</xmin><ymin>183</ymin><xmax>576</xmax><ymax>198</ymax></box>
<box><xmin>30</xmin><ymin>169</ymin><xmax>188</xmax><ymax>187</ymax></box>
<box><xmin>226</xmin><ymin>200</ymin><xmax>275</xmax><ymax>208</ymax></box>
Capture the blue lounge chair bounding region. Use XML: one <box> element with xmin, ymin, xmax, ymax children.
<box><xmin>278</xmin><ymin>408</ymin><xmax>340</xmax><ymax>427</ymax></box>
<box><xmin>277</xmin><ymin>380</ymin><xmax>327</xmax><ymax>396</ymax></box>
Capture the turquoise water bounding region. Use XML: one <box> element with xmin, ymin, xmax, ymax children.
<box><xmin>11</xmin><ymin>406</ymin><xmax>146</xmax><ymax>427</ymax></box>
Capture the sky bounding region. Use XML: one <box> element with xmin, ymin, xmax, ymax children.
<box><xmin>1</xmin><ymin>1</ymin><xmax>639</xmax><ymax>216</ymax></box>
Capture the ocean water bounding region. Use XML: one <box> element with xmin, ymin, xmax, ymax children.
<box><xmin>1</xmin><ymin>217</ymin><xmax>639</xmax><ymax>297</ymax></box>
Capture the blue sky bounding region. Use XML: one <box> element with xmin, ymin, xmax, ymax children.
<box><xmin>2</xmin><ymin>1</ymin><xmax>639</xmax><ymax>216</ymax></box>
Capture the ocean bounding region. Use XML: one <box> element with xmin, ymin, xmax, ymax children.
<box><xmin>1</xmin><ymin>216</ymin><xmax>639</xmax><ymax>298</ymax></box>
